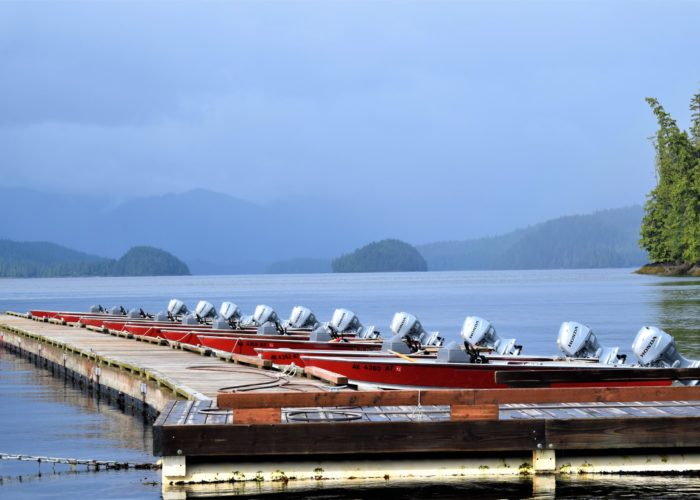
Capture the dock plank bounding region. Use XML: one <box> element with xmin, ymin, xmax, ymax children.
<box><xmin>0</xmin><ymin>315</ymin><xmax>338</xmax><ymax>402</ymax></box>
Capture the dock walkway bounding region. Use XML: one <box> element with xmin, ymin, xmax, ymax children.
<box><xmin>0</xmin><ymin>314</ymin><xmax>339</xmax><ymax>413</ymax></box>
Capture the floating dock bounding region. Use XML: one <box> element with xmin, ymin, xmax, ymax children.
<box><xmin>4</xmin><ymin>312</ymin><xmax>700</xmax><ymax>499</ymax></box>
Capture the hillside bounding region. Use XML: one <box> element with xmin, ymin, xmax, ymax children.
<box><xmin>419</xmin><ymin>206</ymin><xmax>647</xmax><ymax>271</ymax></box>
<box><xmin>0</xmin><ymin>188</ymin><xmax>396</xmax><ymax>274</ymax></box>
<box><xmin>0</xmin><ymin>240</ymin><xmax>190</xmax><ymax>278</ymax></box>
<box><xmin>332</xmin><ymin>239</ymin><xmax>427</xmax><ymax>273</ymax></box>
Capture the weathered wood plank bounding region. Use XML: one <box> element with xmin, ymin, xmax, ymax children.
<box><xmin>451</xmin><ymin>404</ymin><xmax>499</xmax><ymax>421</ymax></box>
<box><xmin>153</xmin><ymin>419</ymin><xmax>546</xmax><ymax>457</ymax></box>
<box><xmin>234</xmin><ymin>408</ymin><xmax>281</xmax><ymax>424</ymax></box>
<box><xmin>546</xmin><ymin>416</ymin><xmax>700</xmax><ymax>450</ymax></box>
<box><xmin>304</xmin><ymin>365</ymin><xmax>348</xmax><ymax>386</ymax></box>
<box><xmin>217</xmin><ymin>386</ymin><xmax>700</xmax><ymax>410</ymax></box>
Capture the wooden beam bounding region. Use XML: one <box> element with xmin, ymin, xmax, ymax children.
<box><xmin>473</xmin><ymin>386</ymin><xmax>700</xmax><ymax>405</ymax></box>
<box><xmin>303</xmin><ymin>366</ymin><xmax>348</xmax><ymax>386</ymax></box>
<box><xmin>217</xmin><ymin>390</ymin><xmax>423</xmax><ymax>409</ymax></box>
<box><xmin>546</xmin><ymin>416</ymin><xmax>700</xmax><ymax>450</ymax></box>
<box><xmin>153</xmin><ymin>419</ymin><xmax>546</xmax><ymax>457</ymax></box>
<box><xmin>218</xmin><ymin>385</ymin><xmax>700</xmax><ymax>409</ymax></box>
<box><xmin>451</xmin><ymin>404</ymin><xmax>499</xmax><ymax>421</ymax></box>
<box><xmin>234</xmin><ymin>408</ymin><xmax>280</xmax><ymax>424</ymax></box>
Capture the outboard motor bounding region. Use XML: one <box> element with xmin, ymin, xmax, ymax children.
<box><xmin>327</xmin><ymin>308</ymin><xmax>380</xmax><ymax>339</ymax></box>
<box><xmin>182</xmin><ymin>300</ymin><xmax>217</xmax><ymax>325</ymax></box>
<box><xmin>308</xmin><ymin>308</ymin><xmax>380</xmax><ymax>341</ymax></box>
<box><xmin>557</xmin><ymin>321</ymin><xmax>623</xmax><ymax>365</ymax></box>
<box><xmin>329</xmin><ymin>308</ymin><xmax>361</xmax><ymax>334</ymax></box>
<box><xmin>632</xmin><ymin>326</ymin><xmax>700</xmax><ymax>385</ymax></box>
<box><xmin>284</xmin><ymin>306</ymin><xmax>320</xmax><ymax>330</ymax></box>
<box><xmin>382</xmin><ymin>312</ymin><xmax>444</xmax><ymax>353</ymax></box>
<box><xmin>240</xmin><ymin>305</ymin><xmax>282</xmax><ymax>334</ymax></box>
<box><xmin>462</xmin><ymin>316</ymin><xmax>521</xmax><ymax>356</ymax></box>
<box><xmin>89</xmin><ymin>305</ymin><xmax>106</xmax><ymax>314</ymax></box>
<box><xmin>108</xmin><ymin>305</ymin><xmax>127</xmax><ymax>316</ymax></box>
<box><xmin>169</xmin><ymin>299</ymin><xmax>189</xmax><ymax>319</ymax></box>
<box><xmin>155</xmin><ymin>299</ymin><xmax>189</xmax><ymax>322</ymax></box>
<box><xmin>127</xmin><ymin>308</ymin><xmax>144</xmax><ymax>319</ymax></box>
<box><xmin>195</xmin><ymin>300</ymin><xmax>217</xmax><ymax>322</ymax></box>
<box><xmin>212</xmin><ymin>302</ymin><xmax>241</xmax><ymax>330</ymax></box>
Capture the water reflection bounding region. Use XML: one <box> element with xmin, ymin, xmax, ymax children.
<box><xmin>167</xmin><ymin>474</ymin><xmax>699</xmax><ymax>499</ymax></box>
<box><xmin>649</xmin><ymin>278</ymin><xmax>700</xmax><ymax>357</ymax></box>
<box><xmin>0</xmin><ymin>350</ymin><xmax>159</xmax><ymax>499</ymax></box>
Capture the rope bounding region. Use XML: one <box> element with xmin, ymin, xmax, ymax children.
<box><xmin>0</xmin><ymin>453</ymin><xmax>159</xmax><ymax>470</ymax></box>
<box><xmin>281</xmin><ymin>363</ymin><xmax>301</xmax><ymax>377</ymax></box>
<box><xmin>410</xmin><ymin>389</ymin><xmax>429</xmax><ymax>421</ymax></box>
<box><xmin>161</xmin><ymin>331</ymin><xmax>191</xmax><ymax>343</ymax></box>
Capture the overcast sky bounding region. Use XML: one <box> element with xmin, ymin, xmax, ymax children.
<box><xmin>1</xmin><ymin>1</ymin><xmax>699</xmax><ymax>240</ymax></box>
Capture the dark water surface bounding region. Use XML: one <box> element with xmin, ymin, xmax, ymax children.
<box><xmin>1</xmin><ymin>269</ymin><xmax>699</xmax><ymax>498</ymax></box>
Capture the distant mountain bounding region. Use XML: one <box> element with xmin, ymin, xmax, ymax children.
<box><xmin>418</xmin><ymin>206</ymin><xmax>647</xmax><ymax>270</ymax></box>
<box><xmin>0</xmin><ymin>240</ymin><xmax>189</xmax><ymax>277</ymax></box>
<box><xmin>111</xmin><ymin>246</ymin><xmax>190</xmax><ymax>276</ymax></box>
<box><xmin>0</xmin><ymin>188</ymin><xmax>648</xmax><ymax>274</ymax></box>
<box><xmin>0</xmin><ymin>188</ymin><xmax>394</xmax><ymax>274</ymax></box>
<box><xmin>332</xmin><ymin>239</ymin><xmax>428</xmax><ymax>273</ymax></box>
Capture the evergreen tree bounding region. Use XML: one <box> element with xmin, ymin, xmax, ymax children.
<box><xmin>640</xmin><ymin>92</ymin><xmax>700</xmax><ymax>264</ymax></box>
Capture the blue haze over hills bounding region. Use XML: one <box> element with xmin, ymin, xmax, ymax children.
<box><xmin>0</xmin><ymin>188</ymin><xmax>645</xmax><ymax>274</ymax></box>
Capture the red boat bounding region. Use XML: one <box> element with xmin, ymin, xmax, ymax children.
<box><xmin>255</xmin><ymin>348</ymin><xmax>410</xmax><ymax>367</ymax></box>
<box><xmin>199</xmin><ymin>335</ymin><xmax>381</xmax><ymax>357</ymax></box>
<box><xmin>298</xmin><ymin>355</ymin><xmax>675</xmax><ymax>390</ymax></box>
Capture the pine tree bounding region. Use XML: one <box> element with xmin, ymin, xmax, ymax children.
<box><xmin>641</xmin><ymin>92</ymin><xmax>700</xmax><ymax>264</ymax></box>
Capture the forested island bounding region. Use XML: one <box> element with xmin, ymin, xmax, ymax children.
<box><xmin>332</xmin><ymin>239</ymin><xmax>427</xmax><ymax>273</ymax></box>
<box><xmin>637</xmin><ymin>90</ymin><xmax>700</xmax><ymax>276</ymax></box>
<box><xmin>0</xmin><ymin>240</ymin><xmax>190</xmax><ymax>278</ymax></box>
<box><xmin>420</xmin><ymin>206</ymin><xmax>646</xmax><ymax>271</ymax></box>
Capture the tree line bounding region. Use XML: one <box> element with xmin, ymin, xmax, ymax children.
<box><xmin>641</xmin><ymin>91</ymin><xmax>700</xmax><ymax>264</ymax></box>
<box><xmin>332</xmin><ymin>239</ymin><xmax>428</xmax><ymax>273</ymax></box>
<box><xmin>0</xmin><ymin>242</ymin><xmax>190</xmax><ymax>278</ymax></box>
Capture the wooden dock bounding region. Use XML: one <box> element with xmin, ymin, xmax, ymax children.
<box><xmin>0</xmin><ymin>313</ymin><xmax>346</xmax><ymax>414</ymax></box>
<box><xmin>5</xmin><ymin>311</ymin><xmax>700</xmax><ymax>498</ymax></box>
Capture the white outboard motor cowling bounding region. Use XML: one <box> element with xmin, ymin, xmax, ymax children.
<box><xmin>108</xmin><ymin>305</ymin><xmax>127</xmax><ymax>316</ymax></box>
<box><xmin>285</xmin><ymin>306</ymin><xmax>319</xmax><ymax>330</ymax></box>
<box><xmin>253</xmin><ymin>304</ymin><xmax>278</xmax><ymax>326</ymax></box>
<box><xmin>390</xmin><ymin>312</ymin><xmax>444</xmax><ymax>348</ymax></box>
<box><xmin>127</xmin><ymin>308</ymin><xmax>143</xmax><ymax>319</ymax></box>
<box><xmin>167</xmin><ymin>299</ymin><xmax>189</xmax><ymax>318</ymax></box>
<box><xmin>556</xmin><ymin>321</ymin><xmax>622</xmax><ymax>365</ymax></box>
<box><xmin>212</xmin><ymin>302</ymin><xmax>241</xmax><ymax>329</ymax></box>
<box><xmin>321</xmin><ymin>308</ymin><xmax>380</xmax><ymax>339</ymax></box>
<box><xmin>462</xmin><ymin>316</ymin><xmax>519</xmax><ymax>355</ymax></box>
<box><xmin>632</xmin><ymin>326</ymin><xmax>700</xmax><ymax>373</ymax></box>
<box><xmin>194</xmin><ymin>300</ymin><xmax>217</xmax><ymax>322</ymax></box>
<box><xmin>329</xmin><ymin>308</ymin><xmax>361</xmax><ymax>333</ymax></box>
<box><xmin>241</xmin><ymin>305</ymin><xmax>280</xmax><ymax>329</ymax></box>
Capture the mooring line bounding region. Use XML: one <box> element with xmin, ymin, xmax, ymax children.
<box><xmin>0</xmin><ymin>453</ymin><xmax>160</xmax><ymax>470</ymax></box>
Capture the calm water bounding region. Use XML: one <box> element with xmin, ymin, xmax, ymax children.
<box><xmin>1</xmin><ymin>268</ymin><xmax>700</xmax><ymax>498</ymax></box>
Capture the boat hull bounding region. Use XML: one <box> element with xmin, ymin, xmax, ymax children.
<box><xmin>199</xmin><ymin>336</ymin><xmax>381</xmax><ymax>357</ymax></box>
<box><xmin>299</xmin><ymin>356</ymin><xmax>674</xmax><ymax>389</ymax></box>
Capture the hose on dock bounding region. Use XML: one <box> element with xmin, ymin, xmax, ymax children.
<box><xmin>0</xmin><ymin>453</ymin><xmax>160</xmax><ymax>471</ymax></box>
<box><xmin>185</xmin><ymin>364</ymin><xmax>322</xmax><ymax>392</ymax></box>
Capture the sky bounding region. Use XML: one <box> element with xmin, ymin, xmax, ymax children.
<box><xmin>1</xmin><ymin>0</ymin><xmax>699</xmax><ymax>241</ymax></box>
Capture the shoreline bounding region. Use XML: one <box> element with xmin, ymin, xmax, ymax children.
<box><xmin>636</xmin><ymin>262</ymin><xmax>700</xmax><ymax>277</ymax></box>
